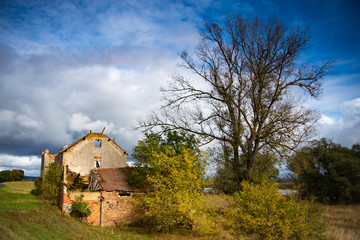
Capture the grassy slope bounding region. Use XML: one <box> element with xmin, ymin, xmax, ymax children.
<box><xmin>0</xmin><ymin>182</ymin><xmax>221</xmax><ymax>240</ymax></box>
<box><xmin>0</xmin><ymin>182</ymin><xmax>148</xmax><ymax>240</ymax></box>
<box><xmin>1</xmin><ymin>182</ymin><xmax>360</xmax><ymax>240</ymax></box>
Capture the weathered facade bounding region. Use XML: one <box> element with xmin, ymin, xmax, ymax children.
<box><xmin>40</xmin><ymin>149</ymin><xmax>56</xmax><ymax>179</ymax></box>
<box><xmin>41</xmin><ymin>131</ymin><xmax>134</xmax><ymax>227</ymax></box>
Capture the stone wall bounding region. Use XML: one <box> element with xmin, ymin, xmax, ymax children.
<box><xmin>60</xmin><ymin>190</ymin><xmax>134</xmax><ymax>227</ymax></box>
<box><xmin>59</xmin><ymin>133</ymin><xmax>127</xmax><ymax>175</ymax></box>
<box><xmin>40</xmin><ymin>149</ymin><xmax>56</xmax><ymax>179</ymax></box>
<box><xmin>101</xmin><ymin>191</ymin><xmax>134</xmax><ymax>226</ymax></box>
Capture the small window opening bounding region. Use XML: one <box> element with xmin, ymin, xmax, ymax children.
<box><xmin>119</xmin><ymin>192</ymin><xmax>131</xmax><ymax>197</ymax></box>
<box><xmin>95</xmin><ymin>161</ymin><xmax>100</xmax><ymax>168</ymax></box>
<box><xmin>95</xmin><ymin>139</ymin><xmax>102</xmax><ymax>147</ymax></box>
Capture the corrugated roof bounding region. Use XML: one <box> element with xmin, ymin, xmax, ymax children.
<box><xmin>95</xmin><ymin>168</ymin><xmax>132</xmax><ymax>192</ymax></box>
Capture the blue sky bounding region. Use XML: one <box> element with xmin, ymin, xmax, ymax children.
<box><xmin>0</xmin><ymin>0</ymin><xmax>359</xmax><ymax>176</ymax></box>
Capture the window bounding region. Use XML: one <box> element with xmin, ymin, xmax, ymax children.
<box><xmin>95</xmin><ymin>139</ymin><xmax>101</xmax><ymax>147</ymax></box>
<box><xmin>94</xmin><ymin>157</ymin><xmax>101</xmax><ymax>168</ymax></box>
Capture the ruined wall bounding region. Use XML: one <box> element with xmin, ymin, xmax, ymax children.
<box><xmin>101</xmin><ymin>191</ymin><xmax>134</xmax><ymax>226</ymax></box>
<box><xmin>40</xmin><ymin>149</ymin><xmax>56</xmax><ymax>179</ymax></box>
<box><xmin>60</xmin><ymin>133</ymin><xmax>127</xmax><ymax>176</ymax></box>
<box><xmin>44</xmin><ymin>132</ymin><xmax>132</xmax><ymax>227</ymax></box>
<box><xmin>60</xmin><ymin>190</ymin><xmax>133</xmax><ymax>227</ymax></box>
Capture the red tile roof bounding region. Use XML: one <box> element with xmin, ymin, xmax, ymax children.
<box><xmin>95</xmin><ymin>168</ymin><xmax>132</xmax><ymax>192</ymax></box>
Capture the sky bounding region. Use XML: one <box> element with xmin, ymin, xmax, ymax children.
<box><xmin>0</xmin><ymin>0</ymin><xmax>359</xmax><ymax>176</ymax></box>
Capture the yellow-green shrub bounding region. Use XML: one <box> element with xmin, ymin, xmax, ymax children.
<box><xmin>229</xmin><ymin>180</ymin><xmax>325</xmax><ymax>240</ymax></box>
<box><xmin>135</xmin><ymin>148</ymin><xmax>203</xmax><ymax>232</ymax></box>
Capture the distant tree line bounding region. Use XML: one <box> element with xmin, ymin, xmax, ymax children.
<box><xmin>288</xmin><ymin>138</ymin><xmax>360</xmax><ymax>203</ymax></box>
<box><xmin>0</xmin><ymin>169</ymin><xmax>24</xmax><ymax>182</ymax></box>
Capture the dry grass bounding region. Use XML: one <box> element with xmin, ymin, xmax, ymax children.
<box><xmin>323</xmin><ymin>204</ymin><xmax>360</xmax><ymax>240</ymax></box>
<box><xmin>3</xmin><ymin>181</ymin><xmax>35</xmax><ymax>194</ymax></box>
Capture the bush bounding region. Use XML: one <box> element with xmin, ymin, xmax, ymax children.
<box><xmin>229</xmin><ymin>181</ymin><xmax>325</xmax><ymax>240</ymax></box>
<box><xmin>71</xmin><ymin>195</ymin><xmax>92</xmax><ymax>219</ymax></box>
<box><xmin>30</xmin><ymin>177</ymin><xmax>42</xmax><ymax>196</ymax></box>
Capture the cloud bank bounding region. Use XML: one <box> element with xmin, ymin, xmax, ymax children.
<box><xmin>0</xmin><ymin>0</ymin><xmax>359</xmax><ymax>176</ymax></box>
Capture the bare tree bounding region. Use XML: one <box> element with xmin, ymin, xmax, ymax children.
<box><xmin>140</xmin><ymin>14</ymin><xmax>333</xmax><ymax>185</ymax></box>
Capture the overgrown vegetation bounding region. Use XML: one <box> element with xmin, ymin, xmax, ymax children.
<box><xmin>0</xmin><ymin>169</ymin><xmax>24</xmax><ymax>182</ymax></box>
<box><xmin>30</xmin><ymin>177</ymin><xmax>42</xmax><ymax>195</ymax></box>
<box><xmin>34</xmin><ymin>162</ymin><xmax>62</xmax><ymax>205</ymax></box>
<box><xmin>71</xmin><ymin>195</ymin><xmax>92</xmax><ymax>219</ymax></box>
<box><xmin>131</xmin><ymin>130</ymin><xmax>206</xmax><ymax>232</ymax></box>
<box><xmin>129</xmin><ymin>130</ymin><xmax>203</xmax><ymax>190</ymax></box>
<box><xmin>229</xmin><ymin>180</ymin><xmax>325</xmax><ymax>239</ymax></box>
<box><xmin>134</xmin><ymin>149</ymin><xmax>203</xmax><ymax>232</ymax></box>
<box><xmin>288</xmin><ymin>138</ymin><xmax>360</xmax><ymax>203</ymax></box>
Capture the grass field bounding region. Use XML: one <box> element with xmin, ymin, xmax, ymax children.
<box><xmin>0</xmin><ymin>182</ymin><xmax>225</xmax><ymax>240</ymax></box>
<box><xmin>322</xmin><ymin>204</ymin><xmax>360</xmax><ymax>240</ymax></box>
<box><xmin>1</xmin><ymin>181</ymin><xmax>359</xmax><ymax>240</ymax></box>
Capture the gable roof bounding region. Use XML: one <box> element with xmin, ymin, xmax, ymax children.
<box><xmin>95</xmin><ymin>168</ymin><xmax>133</xmax><ymax>192</ymax></box>
<box><xmin>58</xmin><ymin>132</ymin><xmax>127</xmax><ymax>155</ymax></box>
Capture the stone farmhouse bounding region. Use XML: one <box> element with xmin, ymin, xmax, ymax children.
<box><xmin>41</xmin><ymin>131</ymin><xmax>134</xmax><ymax>227</ymax></box>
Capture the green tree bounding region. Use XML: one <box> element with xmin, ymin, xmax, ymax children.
<box><xmin>0</xmin><ymin>170</ymin><xmax>11</xmax><ymax>182</ymax></box>
<box><xmin>140</xmin><ymin>14</ymin><xmax>333</xmax><ymax>187</ymax></box>
<box><xmin>212</xmin><ymin>144</ymin><xmax>279</xmax><ymax>193</ymax></box>
<box><xmin>130</xmin><ymin>129</ymin><xmax>204</xmax><ymax>190</ymax></box>
<box><xmin>288</xmin><ymin>139</ymin><xmax>360</xmax><ymax>202</ymax></box>
<box><xmin>41</xmin><ymin>162</ymin><xmax>62</xmax><ymax>204</ymax></box>
<box><xmin>131</xmin><ymin>130</ymin><xmax>205</xmax><ymax>231</ymax></box>
<box><xmin>10</xmin><ymin>169</ymin><xmax>24</xmax><ymax>181</ymax></box>
<box><xmin>0</xmin><ymin>169</ymin><xmax>24</xmax><ymax>182</ymax></box>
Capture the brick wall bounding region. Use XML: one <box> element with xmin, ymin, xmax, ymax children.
<box><xmin>60</xmin><ymin>189</ymin><xmax>134</xmax><ymax>227</ymax></box>
<box><xmin>84</xmin><ymin>200</ymin><xmax>101</xmax><ymax>226</ymax></box>
<box><xmin>101</xmin><ymin>191</ymin><xmax>134</xmax><ymax>227</ymax></box>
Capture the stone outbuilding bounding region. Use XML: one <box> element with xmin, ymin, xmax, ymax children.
<box><xmin>41</xmin><ymin>131</ymin><xmax>134</xmax><ymax>227</ymax></box>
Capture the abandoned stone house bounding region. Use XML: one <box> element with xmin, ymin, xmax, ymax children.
<box><xmin>41</xmin><ymin>131</ymin><xmax>134</xmax><ymax>227</ymax></box>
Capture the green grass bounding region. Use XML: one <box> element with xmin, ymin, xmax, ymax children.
<box><xmin>0</xmin><ymin>182</ymin><xmax>224</xmax><ymax>240</ymax></box>
<box><xmin>3</xmin><ymin>181</ymin><xmax>358</xmax><ymax>240</ymax></box>
<box><xmin>0</xmin><ymin>182</ymin><xmax>44</xmax><ymax>211</ymax></box>
<box><xmin>0</xmin><ymin>182</ymin><xmax>149</xmax><ymax>240</ymax></box>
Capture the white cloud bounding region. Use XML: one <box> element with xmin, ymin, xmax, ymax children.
<box><xmin>308</xmin><ymin>74</ymin><xmax>360</xmax><ymax>113</ymax></box>
<box><xmin>68</xmin><ymin>113</ymin><xmax>114</xmax><ymax>133</ymax></box>
<box><xmin>318</xmin><ymin>114</ymin><xmax>336</xmax><ymax>125</ymax></box>
<box><xmin>1</xmin><ymin>0</ymin><xmax>359</xmax><ymax>176</ymax></box>
<box><xmin>318</xmin><ymin>98</ymin><xmax>360</xmax><ymax>147</ymax></box>
<box><xmin>0</xmin><ymin>154</ymin><xmax>41</xmax><ymax>176</ymax></box>
<box><xmin>0</xmin><ymin>43</ymin><xmax>181</xmax><ymax>162</ymax></box>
